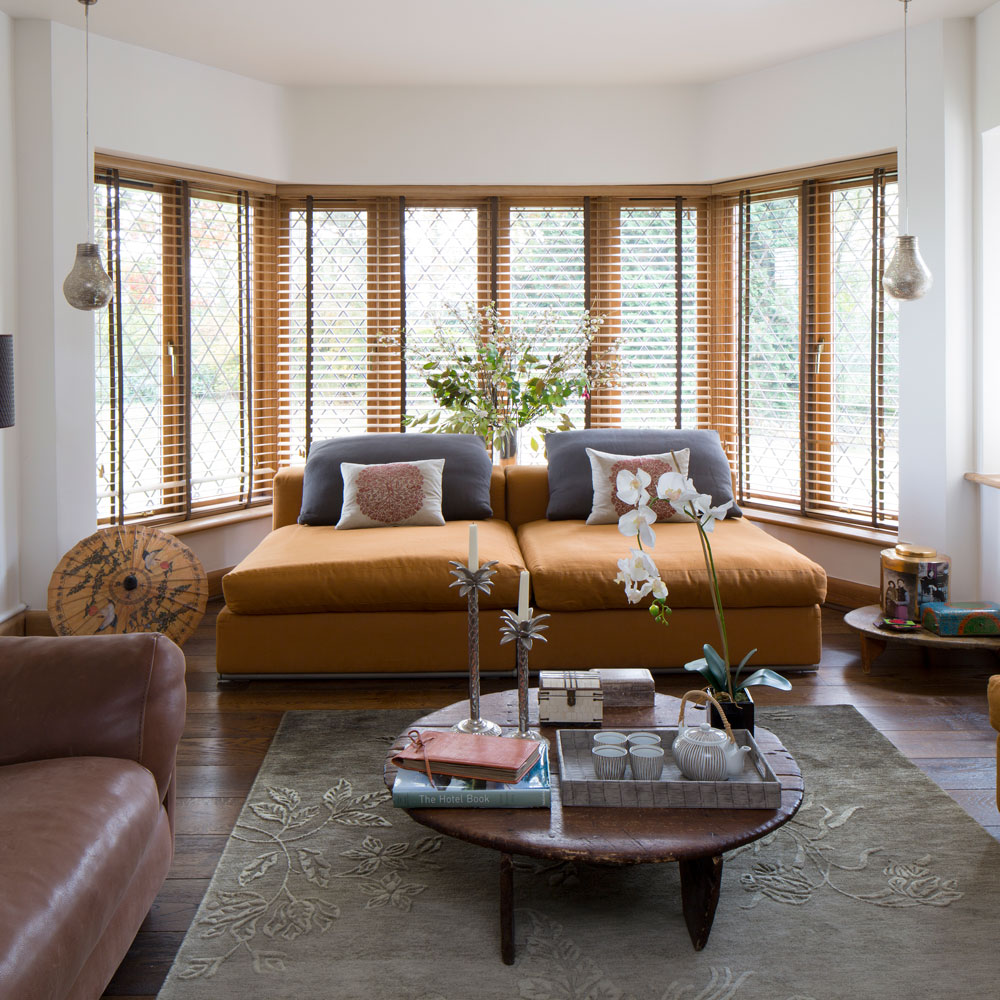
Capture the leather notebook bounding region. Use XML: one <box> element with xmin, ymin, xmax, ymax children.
<box><xmin>392</xmin><ymin>730</ymin><xmax>541</xmax><ymax>784</ymax></box>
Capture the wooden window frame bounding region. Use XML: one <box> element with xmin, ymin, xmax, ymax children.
<box><xmin>95</xmin><ymin>156</ymin><xmax>897</xmax><ymax>531</ymax></box>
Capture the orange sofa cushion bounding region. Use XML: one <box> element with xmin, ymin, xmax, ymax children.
<box><xmin>223</xmin><ymin>519</ymin><xmax>525</xmax><ymax>614</ymax></box>
<box><xmin>517</xmin><ymin>517</ymin><xmax>827</xmax><ymax>611</ymax></box>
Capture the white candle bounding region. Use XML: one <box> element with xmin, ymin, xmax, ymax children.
<box><xmin>468</xmin><ymin>523</ymin><xmax>478</xmax><ymax>571</ymax></box>
<box><xmin>517</xmin><ymin>570</ymin><xmax>530</xmax><ymax>621</ymax></box>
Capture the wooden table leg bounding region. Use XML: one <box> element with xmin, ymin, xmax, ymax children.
<box><xmin>678</xmin><ymin>855</ymin><xmax>723</xmax><ymax>950</ymax></box>
<box><xmin>860</xmin><ymin>634</ymin><xmax>887</xmax><ymax>673</ymax></box>
<box><xmin>500</xmin><ymin>852</ymin><xmax>514</xmax><ymax>965</ymax></box>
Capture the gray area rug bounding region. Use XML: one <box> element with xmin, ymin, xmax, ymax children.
<box><xmin>157</xmin><ymin>706</ymin><xmax>1000</xmax><ymax>999</ymax></box>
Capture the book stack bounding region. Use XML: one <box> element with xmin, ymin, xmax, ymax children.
<box><xmin>391</xmin><ymin>730</ymin><xmax>551</xmax><ymax>808</ymax></box>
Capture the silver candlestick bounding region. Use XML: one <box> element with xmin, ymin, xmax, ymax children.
<box><xmin>448</xmin><ymin>559</ymin><xmax>502</xmax><ymax>736</ymax></box>
<box><xmin>499</xmin><ymin>608</ymin><xmax>550</xmax><ymax>741</ymax></box>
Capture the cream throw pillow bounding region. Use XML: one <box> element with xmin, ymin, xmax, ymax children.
<box><xmin>585</xmin><ymin>447</ymin><xmax>691</xmax><ymax>524</ymax></box>
<box><xmin>336</xmin><ymin>459</ymin><xmax>446</xmax><ymax>529</ymax></box>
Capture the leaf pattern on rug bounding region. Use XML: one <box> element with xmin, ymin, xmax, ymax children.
<box><xmin>518</xmin><ymin>911</ymin><xmax>817</xmax><ymax>1000</ymax></box>
<box><xmin>518</xmin><ymin>909</ymin><xmax>626</xmax><ymax>1000</ymax></box>
<box><xmin>730</xmin><ymin>791</ymin><xmax>964</xmax><ymax>911</ymax></box>
<box><xmin>177</xmin><ymin>779</ymin><xmax>442</xmax><ymax>979</ymax></box>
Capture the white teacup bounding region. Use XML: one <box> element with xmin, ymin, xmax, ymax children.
<box><xmin>626</xmin><ymin>731</ymin><xmax>662</xmax><ymax>747</ymax></box>
<box><xmin>629</xmin><ymin>745</ymin><xmax>665</xmax><ymax>780</ymax></box>
<box><xmin>593</xmin><ymin>731</ymin><xmax>628</xmax><ymax>747</ymax></box>
<box><xmin>592</xmin><ymin>745</ymin><xmax>628</xmax><ymax>780</ymax></box>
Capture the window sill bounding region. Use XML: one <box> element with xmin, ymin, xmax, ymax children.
<box><xmin>743</xmin><ymin>508</ymin><xmax>896</xmax><ymax>547</ymax></box>
<box><xmin>162</xmin><ymin>505</ymin><xmax>273</xmax><ymax>537</ymax></box>
<box><xmin>965</xmin><ymin>472</ymin><xmax>1000</xmax><ymax>489</ymax></box>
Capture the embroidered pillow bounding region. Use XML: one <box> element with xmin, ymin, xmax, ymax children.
<box><xmin>336</xmin><ymin>459</ymin><xmax>446</xmax><ymax>529</ymax></box>
<box><xmin>545</xmin><ymin>429</ymin><xmax>742</xmax><ymax>521</ymax></box>
<box><xmin>585</xmin><ymin>448</ymin><xmax>692</xmax><ymax>524</ymax></box>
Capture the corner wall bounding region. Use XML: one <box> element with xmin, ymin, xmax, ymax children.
<box><xmin>0</xmin><ymin>12</ymin><xmax>20</xmax><ymax>622</ymax></box>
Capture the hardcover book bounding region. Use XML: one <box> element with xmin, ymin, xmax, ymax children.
<box><xmin>392</xmin><ymin>743</ymin><xmax>551</xmax><ymax>809</ymax></box>
<box><xmin>392</xmin><ymin>729</ymin><xmax>541</xmax><ymax>783</ymax></box>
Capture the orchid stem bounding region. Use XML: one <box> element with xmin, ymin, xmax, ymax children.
<box><xmin>694</xmin><ymin>513</ymin><xmax>732</xmax><ymax>701</ymax></box>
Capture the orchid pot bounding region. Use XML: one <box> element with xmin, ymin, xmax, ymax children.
<box><xmin>709</xmin><ymin>688</ymin><xmax>754</xmax><ymax>736</ymax></box>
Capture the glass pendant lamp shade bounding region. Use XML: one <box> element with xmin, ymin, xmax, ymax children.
<box><xmin>883</xmin><ymin>234</ymin><xmax>932</xmax><ymax>301</ymax></box>
<box><xmin>63</xmin><ymin>243</ymin><xmax>113</xmax><ymax>310</ymax></box>
<box><xmin>63</xmin><ymin>0</ymin><xmax>113</xmax><ymax>312</ymax></box>
<box><xmin>884</xmin><ymin>0</ymin><xmax>932</xmax><ymax>303</ymax></box>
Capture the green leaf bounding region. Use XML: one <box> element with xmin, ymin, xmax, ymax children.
<box><xmin>739</xmin><ymin>667</ymin><xmax>793</xmax><ymax>691</ymax></box>
<box><xmin>683</xmin><ymin>656</ymin><xmax>724</xmax><ymax>690</ymax></box>
<box><xmin>731</xmin><ymin>647</ymin><xmax>757</xmax><ymax>687</ymax></box>
<box><xmin>702</xmin><ymin>644</ymin><xmax>730</xmax><ymax>689</ymax></box>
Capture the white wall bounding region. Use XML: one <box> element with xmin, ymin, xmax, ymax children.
<box><xmin>7</xmin><ymin>10</ymin><xmax>996</xmax><ymax>604</ymax></box>
<box><xmin>973</xmin><ymin>1</ymin><xmax>1000</xmax><ymax>600</ymax></box>
<box><xmin>288</xmin><ymin>84</ymin><xmax>702</xmax><ymax>184</ymax></box>
<box><xmin>700</xmin><ymin>31</ymin><xmax>898</xmax><ymax>180</ymax></box>
<box><xmin>897</xmin><ymin>20</ymin><xmax>978</xmax><ymax>598</ymax></box>
<box><xmin>0</xmin><ymin>12</ymin><xmax>21</xmax><ymax>622</ymax></box>
<box><xmin>90</xmin><ymin>33</ymin><xmax>290</xmax><ymax>183</ymax></box>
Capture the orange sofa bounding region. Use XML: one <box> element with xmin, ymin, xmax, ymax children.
<box><xmin>216</xmin><ymin>464</ymin><xmax>826</xmax><ymax>678</ymax></box>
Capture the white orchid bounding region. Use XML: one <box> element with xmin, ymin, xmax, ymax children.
<box><xmin>655</xmin><ymin>471</ymin><xmax>699</xmax><ymax>517</ymax></box>
<box><xmin>617</xmin><ymin>504</ymin><xmax>656</xmax><ymax>548</ymax></box>
<box><xmin>615</xmin><ymin>467</ymin><xmax>651</xmax><ymax>507</ymax></box>
<box><xmin>692</xmin><ymin>497</ymin><xmax>734</xmax><ymax>532</ymax></box>
<box><xmin>656</xmin><ymin>471</ymin><xmax>733</xmax><ymax>531</ymax></box>
<box><xmin>615</xmin><ymin>548</ymin><xmax>659</xmax><ymax>585</ymax></box>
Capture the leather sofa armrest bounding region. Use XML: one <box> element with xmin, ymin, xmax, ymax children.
<box><xmin>0</xmin><ymin>633</ymin><xmax>186</xmax><ymax>802</ymax></box>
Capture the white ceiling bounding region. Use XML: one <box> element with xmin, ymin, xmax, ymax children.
<box><xmin>0</xmin><ymin>0</ymin><xmax>993</xmax><ymax>87</ymax></box>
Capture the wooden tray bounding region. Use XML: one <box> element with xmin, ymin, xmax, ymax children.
<box><xmin>556</xmin><ymin>728</ymin><xmax>781</xmax><ymax>809</ymax></box>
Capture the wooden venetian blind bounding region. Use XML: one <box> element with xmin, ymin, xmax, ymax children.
<box><xmin>495</xmin><ymin>201</ymin><xmax>587</xmax><ymax>463</ymax></box>
<box><xmin>95</xmin><ymin>162</ymin><xmax>279</xmax><ymax>524</ymax></box>
<box><xmin>277</xmin><ymin>197</ymin><xmax>402</xmax><ymax>464</ymax></box>
<box><xmin>719</xmin><ymin>165</ymin><xmax>899</xmax><ymax>528</ymax></box>
<box><xmin>402</xmin><ymin>201</ymin><xmax>492</xmax><ymax>423</ymax></box>
<box><xmin>588</xmin><ymin>197</ymin><xmax>713</xmax><ymax>435</ymax></box>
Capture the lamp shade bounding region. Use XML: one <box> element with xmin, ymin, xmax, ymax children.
<box><xmin>0</xmin><ymin>334</ymin><xmax>12</xmax><ymax>429</ymax></box>
<box><xmin>63</xmin><ymin>243</ymin><xmax>113</xmax><ymax>311</ymax></box>
<box><xmin>883</xmin><ymin>235</ymin><xmax>933</xmax><ymax>302</ymax></box>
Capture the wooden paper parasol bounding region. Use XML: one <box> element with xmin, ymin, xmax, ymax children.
<box><xmin>47</xmin><ymin>525</ymin><xmax>208</xmax><ymax>645</ymax></box>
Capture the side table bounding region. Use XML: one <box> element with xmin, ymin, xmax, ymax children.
<box><xmin>844</xmin><ymin>604</ymin><xmax>1000</xmax><ymax>672</ymax></box>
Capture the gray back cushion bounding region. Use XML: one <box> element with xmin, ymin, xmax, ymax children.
<box><xmin>299</xmin><ymin>433</ymin><xmax>493</xmax><ymax>525</ymax></box>
<box><xmin>545</xmin><ymin>429</ymin><xmax>741</xmax><ymax>520</ymax></box>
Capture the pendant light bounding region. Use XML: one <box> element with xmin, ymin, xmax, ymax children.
<box><xmin>62</xmin><ymin>0</ymin><xmax>113</xmax><ymax>311</ymax></box>
<box><xmin>883</xmin><ymin>0</ymin><xmax>932</xmax><ymax>301</ymax></box>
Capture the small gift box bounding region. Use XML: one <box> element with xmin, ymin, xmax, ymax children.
<box><xmin>538</xmin><ymin>670</ymin><xmax>603</xmax><ymax>724</ymax></box>
<box><xmin>920</xmin><ymin>601</ymin><xmax>1000</xmax><ymax>636</ymax></box>
<box><xmin>587</xmin><ymin>668</ymin><xmax>655</xmax><ymax>708</ymax></box>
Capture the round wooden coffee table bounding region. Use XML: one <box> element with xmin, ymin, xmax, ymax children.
<box><xmin>844</xmin><ymin>604</ymin><xmax>1000</xmax><ymax>672</ymax></box>
<box><xmin>383</xmin><ymin>689</ymin><xmax>803</xmax><ymax>964</ymax></box>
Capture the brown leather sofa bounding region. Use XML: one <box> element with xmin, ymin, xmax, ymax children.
<box><xmin>216</xmin><ymin>464</ymin><xmax>826</xmax><ymax>678</ymax></box>
<box><xmin>0</xmin><ymin>633</ymin><xmax>186</xmax><ymax>1000</ymax></box>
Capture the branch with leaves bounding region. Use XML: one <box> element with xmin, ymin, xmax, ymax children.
<box><xmin>402</xmin><ymin>302</ymin><xmax>614</xmax><ymax>454</ymax></box>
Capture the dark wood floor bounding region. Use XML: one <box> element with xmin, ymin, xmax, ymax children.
<box><xmin>103</xmin><ymin>600</ymin><xmax>1000</xmax><ymax>999</ymax></box>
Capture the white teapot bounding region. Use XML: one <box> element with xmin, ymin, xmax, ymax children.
<box><xmin>672</xmin><ymin>691</ymin><xmax>751</xmax><ymax>781</ymax></box>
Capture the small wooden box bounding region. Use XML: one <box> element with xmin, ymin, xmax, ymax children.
<box><xmin>588</xmin><ymin>668</ymin><xmax>655</xmax><ymax>708</ymax></box>
<box><xmin>538</xmin><ymin>671</ymin><xmax>603</xmax><ymax>724</ymax></box>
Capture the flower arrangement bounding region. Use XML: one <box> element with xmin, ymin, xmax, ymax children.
<box><xmin>403</xmin><ymin>302</ymin><xmax>612</xmax><ymax>456</ymax></box>
<box><xmin>613</xmin><ymin>461</ymin><xmax>792</xmax><ymax>706</ymax></box>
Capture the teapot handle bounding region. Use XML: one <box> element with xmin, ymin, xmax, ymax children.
<box><xmin>677</xmin><ymin>689</ymin><xmax>735</xmax><ymax>745</ymax></box>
